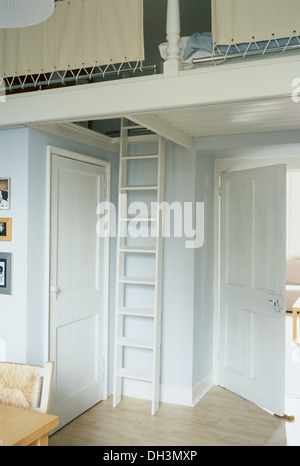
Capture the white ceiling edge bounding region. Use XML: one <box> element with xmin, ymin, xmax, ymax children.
<box><xmin>30</xmin><ymin>122</ymin><xmax>120</xmax><ymax>153</ymax></box>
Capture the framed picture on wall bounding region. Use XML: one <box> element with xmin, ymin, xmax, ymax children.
<box><xmin>0</xmin><ymin>178</ymin><xmax>10</xmax><ymax>210</ymax></box>
<box><xmin>0</xmin><ymin>252</ymin><xmax>12</xmax><ymax>295</ymax></box>
<box><xmin>0</xmin><ymin>218</ymin><xmax>12</xmax><ymax>241</ymax></box>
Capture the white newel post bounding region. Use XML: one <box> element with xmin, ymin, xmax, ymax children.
<box><xmin>164</xmin><ymin>0</ymin><xmax>182</xmax><ymax>75</ymax></box>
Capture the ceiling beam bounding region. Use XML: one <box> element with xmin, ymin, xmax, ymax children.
<box><xmin>30</xmin><ymin>122</ymin><xmax>120</xmax><ymax>153</ymax></box>
<box><xmin>126</xmin><ymin>113</ymin><xmax>193</xmax><ymax>149</ymax></box>
<box><xmin>0</xmin><ymin>55</ymin><xmax>297</xmax><ymax>131</ymax></box>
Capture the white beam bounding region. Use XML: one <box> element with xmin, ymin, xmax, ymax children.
<box><xmin>126</xmin><ymin>113</ymin><xmax>193</xmax><ymax>149</ymax></box>
<box><xmin>0</xmin><ymin>55</ymin><xmax>298</xmax><ymax>130</ymax></box>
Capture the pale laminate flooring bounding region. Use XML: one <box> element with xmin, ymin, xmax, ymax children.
<box><xmin>49</xmin><ymin>386</ymin><xmax>300</xmax><ymax>447</ymax></box>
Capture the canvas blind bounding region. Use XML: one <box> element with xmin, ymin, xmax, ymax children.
<box><xmin>0</xmin><ymin>0</ymin><xmax>144</xmax><ymax>78</ymax></box>
<box><xmin>212</xmin><ymin>0</ymin><xmax>300</xmax><ymax>46</ymax></box>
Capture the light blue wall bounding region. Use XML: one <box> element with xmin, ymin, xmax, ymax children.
<box><xmin>0</xmin><ymin>127</ymin><xmax>119</xmax><ymax>390</ymax></box>
<box><xmin>193</xmin><ymin>153</ymin><xmax>214</xmax><ymax>385</ymax></box>
<box><xmin>0</xmin><ymin>128</ymin><xmax>29</xmax><ymax>363</ymax></box>
<box><xmin>161</xmin><ymin>143</ymin><xmax>196</xmax><ymax>388</ymax></box>
<box><xmin>162</xmin><ymin>143</ymin><xmax>215</xmax><ymax>390</ymax></box>
<box><xmin>0</xmin><ymin>128</ymin><xmax>215</xmax><ymax>400</ymax></box>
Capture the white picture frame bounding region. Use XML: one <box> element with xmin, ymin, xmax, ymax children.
<box><xmin>0</xmin><ymin>178</ymin><xmax>10</xmax><ymax>210</ymax></box>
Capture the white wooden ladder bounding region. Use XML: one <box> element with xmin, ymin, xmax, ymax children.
<box><xmin>113</xmin><ymin>118</ymin><xmax>165</xmax><ymax>415</ymax></box>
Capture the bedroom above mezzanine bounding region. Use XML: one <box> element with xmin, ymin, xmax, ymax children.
<box><xmin>161</xmin><ymin>0</ymin><xmax>300</xmax><ymax>72</ymax></box>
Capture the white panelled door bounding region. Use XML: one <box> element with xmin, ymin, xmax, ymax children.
<box><xmin>219</xmin><ymin>164</ymin><xmax>286</xmax><ymax>416</ymax></box>
<box><xmin>49</xmin><ymin>152</ymin><xmax>108</xmax><ymax>429</ymax></box>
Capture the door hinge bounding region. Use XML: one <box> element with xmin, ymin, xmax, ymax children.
<box><xmin>218</xmin><ymin>186</ymin><xmax>222</xmax><ymax>197</ymax></box>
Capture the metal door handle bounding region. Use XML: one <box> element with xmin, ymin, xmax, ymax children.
<box><xmin>267</xmin><ymin>293</ymin><xmax>284</xmax><ymax>312</ymax></box>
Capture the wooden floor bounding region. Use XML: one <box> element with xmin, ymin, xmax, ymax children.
<box><xmin>49</xmin><ymin>386</ymin><xmax>300</xmax><ymax>447</ymax></box>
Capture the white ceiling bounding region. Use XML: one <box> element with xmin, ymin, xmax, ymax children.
<box><xmin>87</xmin><ymin>94</ymin><xmax>300</xmax><ymax>147</ymax></box>
<box><xmin>89</xmin><ymin>91</ymin><xmax>300</xmax><ymax>145</ymax></box>
<box><xmin>154</xmin><ymin>96</ymin><xmax>300</xmax><ymax>138</ymax></box>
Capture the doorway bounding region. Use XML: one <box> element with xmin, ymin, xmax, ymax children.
<box><xmin>48</xmin><ymin>147</ymin><xmax>110</xmax><ymax>430</ymax></box>
<box><xmin>285</xmin><ymin>170</ymin><xmax>300</xmax><ymax>399</ymax></box>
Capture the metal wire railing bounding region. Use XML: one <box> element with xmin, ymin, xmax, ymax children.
<box><xmin>1</xmin><ymin>62</ymin><xmax>157</xmax><ymax>94</ymax></box>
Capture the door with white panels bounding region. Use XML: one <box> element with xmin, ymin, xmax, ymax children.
<box><xmin>219</xmin><ymin>164</ymin><xmax>286</xmax><ymax>416</ymax></box>
<box><xmin>49</xmin><ymin>150</ymin><xmax>109</xmax><ymax>430</ymax></box>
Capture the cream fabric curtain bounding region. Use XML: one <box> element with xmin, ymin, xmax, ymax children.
<box><xmin>0</xmin><ymin>0</ymin><xmax>144</xmax><ymax>78</ymax></box>
<box><xmin>212</xmin><ymin>0</ymin><xmax>300</xmax><ymax>46</ymax></box>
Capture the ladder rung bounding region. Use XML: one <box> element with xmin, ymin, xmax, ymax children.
<box><xmin>116</xmin><ymin>368</ymin><xmax>153</xmax><ymax>383</ymax></box>
<box><xmin>117</xmin><ymin>337</ymin><xmax>154</xmax><ymax>350</ymax></box>
<box><xmin>121</xmin><ymin>155</ymin><xmax>159</xmax><ymax>160</ymax></box>
<box><xmin>122</xmin><ymin>125</ymin><xmax>142</xmax><ymax>130</ymax></box>
<box><xmin>119</xmin><ymin>246</ymin><xmax>156</xmax><ymax>254</ymax></box>
<box><xmin>118</xmin><ymin>307</ymin><xmax>155</xmax><ymax>318</ymax></box>
<box><xmin>120</xmin><ymin>185</ymin><xmax>158</xmax><ymax>191</ymax></box>
<box><xmin>119</xmin><ymin>276</ymin><xmax>156</xmax><ymax>286</ymax></box>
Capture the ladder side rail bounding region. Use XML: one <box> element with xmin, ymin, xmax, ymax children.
<box><xmin>152</xmin><ymin>137</ymin><xmax>165</xmax><ymax>415</ymax></box>
<box><xmin>113</xmin><ymin>118</ymin><xmax>129</xmax><ymax>408</ymax></box>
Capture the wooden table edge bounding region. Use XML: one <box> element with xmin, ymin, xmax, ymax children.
<box><xmin>2</xmin><ymin>413</ymin><xmax>59</xmax><ymax>447</ymax></box>
<box><xmin>15</xmin><ymin>415</ymin><xmax>59</xmax><ymax>446</ymax></box>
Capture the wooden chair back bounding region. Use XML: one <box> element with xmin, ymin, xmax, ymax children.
<box><xmin>0</xmin><ymin>361</ymin><xmax>54</xmax><ymax>413</ymax></box>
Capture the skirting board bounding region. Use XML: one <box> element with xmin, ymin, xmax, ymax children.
<box><xmin>122</xmin><ymin>372</ymin><xmax>214</xmax><ymax>407</ymax></box>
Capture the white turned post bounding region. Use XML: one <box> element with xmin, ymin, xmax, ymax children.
<box><xmin>164</xmin><ymin>0</ymin><xmax>182</xmax><ymax>75</ymax></box>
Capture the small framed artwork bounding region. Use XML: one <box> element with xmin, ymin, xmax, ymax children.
<box><xmin>0</xmin><ymin>178</ymin><xmax>10</xmax><ymax>210</ymax></box>
<box><xmin>0</xmin><ymin>252</ymin><xmax>12</xmax><ymax>295</ymax></box>
<box><xmin>0</xmin><ymin>218</ymin><xmax>12</xmax><ymax>241</ymax></box>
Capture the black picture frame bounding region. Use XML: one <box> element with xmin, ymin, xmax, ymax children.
<box><xmin>0</xmin><ymin>253</ymin><xmax>12</xmax><ymax>295</ymax></box>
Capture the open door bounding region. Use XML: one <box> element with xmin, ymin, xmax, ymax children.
<box><xmin>219</xmin><ymin>164</ymin><xmax>286</xmax><ymax>416</ymax></box>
